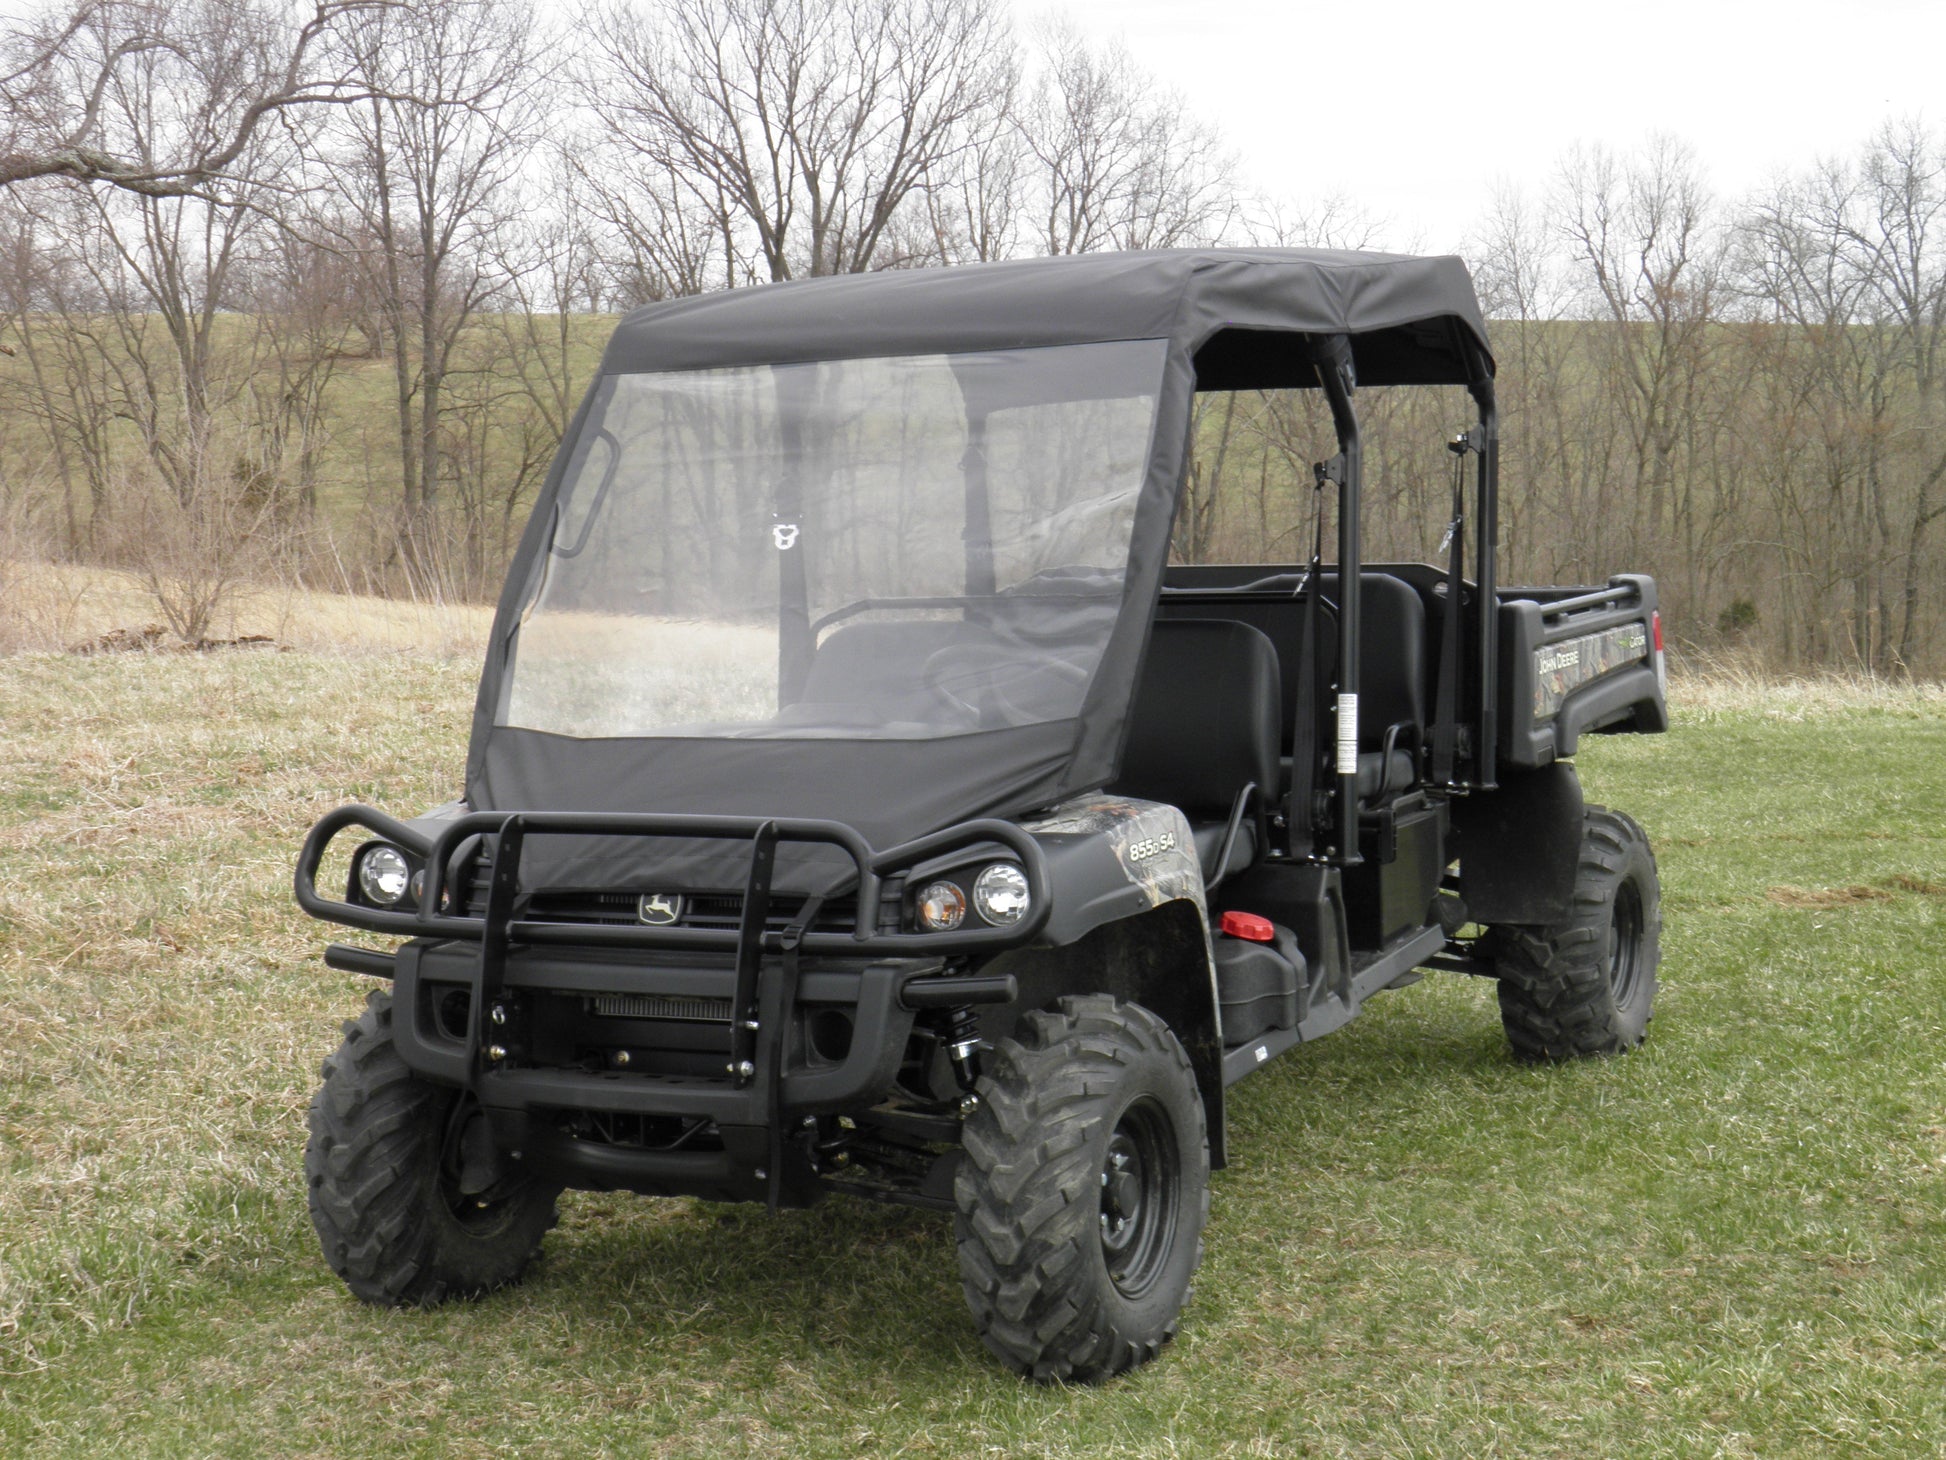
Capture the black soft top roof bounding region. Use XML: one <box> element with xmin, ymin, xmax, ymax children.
<box><xmin>470</xmin><ymin>247</ymin><xmax>1497</xmax><ymax>887</ymax></box>
<box><xmin>602</xmin><ymin>247</ymin><xmax>1495</xmax><ymax>387</ymax></box>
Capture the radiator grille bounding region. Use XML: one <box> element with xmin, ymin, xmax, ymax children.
<box><xmin>587</xmin><ymin>993</ymin><xmax>733</xmax><ymax>1022</ymax></box>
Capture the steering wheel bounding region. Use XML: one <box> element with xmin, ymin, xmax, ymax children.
<box><xmin>922</xmin><ymin>642</ymin><xmax>1090</xmax><ymax>726</ymax></box>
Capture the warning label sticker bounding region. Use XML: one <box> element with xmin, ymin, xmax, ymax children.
<box><xmin>1336</xmin><ymin>692</ymin><xmax>1359</xmax><ymax>775</ymax></box>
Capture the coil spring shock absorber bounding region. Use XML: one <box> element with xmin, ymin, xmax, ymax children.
<box><xmin>940</xmin><ymin>1005</ymin><xmax>983</xmax><ymax>1103</ymax></box>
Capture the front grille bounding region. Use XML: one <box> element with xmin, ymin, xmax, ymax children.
<box><xmin>455</xmin><ymin>862</ymin><xmax>894</xmax><ymax>934</ymax></box>
<box><xmin>525</xmin><ymin>888</ymin><xmax>862</xmax><ymax>931</ymax></box>
<box><xmin>587</xmin><ymin>992</ymin><xmax>732</xmax><ymax>1022</ymax></box>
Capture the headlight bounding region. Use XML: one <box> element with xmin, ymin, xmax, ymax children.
<box><xmin>973</xmin><ymin>863</ymin><xmax>1031</xmax><ymax>925</ymax></box>
<box><xmin>357</xmin><ymin>844</ymin><xmax>412</xmax><ymax>906</ymax></box>
<box><xmin>915</xmin><ymin>880</ymin><xmax>967</xmax><ymax>931</ymax></box>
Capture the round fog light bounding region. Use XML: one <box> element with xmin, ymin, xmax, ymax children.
<box><xmin>915</xmin><ymin>880</ymin><xmax>967</xmax><ymax>931</ymax></box>
<box><xmin>358</xmin><ymin>845</ymin><xmax>412</xmax><ymax>906</ymax></box>
<box><xmin>973</xmin><ymin>863</ymin><xmax>1031</xmax><ymax>925</ymax></box>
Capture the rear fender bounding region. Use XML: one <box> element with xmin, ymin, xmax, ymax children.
<box><xmin>1451</xmin><ymin>762</ymin><xmax>1583</xmax><ymax>926</ymax></box>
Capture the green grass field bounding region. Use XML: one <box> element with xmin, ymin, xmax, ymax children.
<box><xmin>2</xmin><ymin>652</ymin><xmax>1944</xmax><ymax>1458</ymax></box>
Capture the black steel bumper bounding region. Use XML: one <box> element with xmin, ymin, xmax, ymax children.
<box><xmin>295</xmin><ymin>806</ymin><xmax>1044</xmax><ymax>1205</ymax></box>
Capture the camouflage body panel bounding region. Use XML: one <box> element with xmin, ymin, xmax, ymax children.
<box><xmin>1024</xmin><ymin>794</ymin><xmax>1206</xmax><ymax>917</ymax></box>
<box><xmin>1533</xmin><ymin>621</ymin><xmax>1650</xmax><ymax>721</ymax></box>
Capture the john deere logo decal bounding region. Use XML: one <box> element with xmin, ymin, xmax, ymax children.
<box><xmin>637</xmin><ymin>893</ymin><xmax>685</xmax><ymax>926</ymax></box>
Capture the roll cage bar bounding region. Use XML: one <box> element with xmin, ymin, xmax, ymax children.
<box><xmin>1203</xmin><ymin>331</ymin><xmax>1500</xmax><ymax>869</ymax></box>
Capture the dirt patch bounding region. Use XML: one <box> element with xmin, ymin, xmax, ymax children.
<box><xmin>1765</xmin><ymin>884</ymin><xmax>1894</xmax><ymax>908</ymax></box>
<box><xmin>1889</xmin><ymin>874</ymin><xmax>1946</xmax><ymax>897</ymax></box>
<box><xmin>68</xmin><ymin>623</ymin><xmax>280</xmax><ymax>655</ymax></box>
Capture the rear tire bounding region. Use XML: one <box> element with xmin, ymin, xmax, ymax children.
<box><xmin>954</xmin><ymin>995</ymin><xmax>1209</xmax><ymax>1382</ymax></box>
<box><xmin>1488</xmin><ymin>807</ymin><xmax>1661</xmax><ymax>1060</ymax></box>
<box><xmin>306</xmin><ymin>989</ymin><xmax>560</xmax><ymax>1307</ymax></box>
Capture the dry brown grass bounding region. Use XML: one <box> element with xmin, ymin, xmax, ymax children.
<box><xmin>0</xmin><ymin>559</ymin><xmax>493</xmax><ymax>658</ymax></box>
<box><xmin>1669</xmin><ymin>654</ymin><xmax>1946</xmax><ymax>718</ymax></box>
<box><xmin>1887</xmin><ymin>873</ymin><xmax>1946</xmax><ymax>896</ymax></box>
<box><xmin>0</xmin><ymin>648</ymin><xmax>482</xmax><ymax>1376</ymax></box>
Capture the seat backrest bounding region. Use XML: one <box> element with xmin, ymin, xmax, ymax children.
<box><xmin>1155</xmin><ymin>590</ymin><xmax>1336</xmax><ymax>746</ymax></box>
<box><xmin>1155</xmin><ymin>570</ymin><xmax>1425</xmax><ymax>751</ymax></box>
<box><xmin>1348</xmin><ymin>572</ymin><xmax>1426</xmax><ymax>744</ymax></box>
<box><xmin>1110</xmin><ymin>618</ymin><xmax>1281</xmax><ymax>817</ymax></box>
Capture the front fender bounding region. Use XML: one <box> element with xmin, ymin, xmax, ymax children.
<box><xmin>981</xmin><ymin>795</ymin><xmax>1228</xmax><ymax>1166</ymax></box>
<box><xmin>1024</xmin><ymin>794</ymin><xmax>1208</xmax><ymax>946</ymax></box>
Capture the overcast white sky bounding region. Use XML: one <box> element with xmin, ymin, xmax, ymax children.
<box><xmin>1043</xmin><ymin>0</ymin><xmax>1945</xmax><ymax>253</ymax></box>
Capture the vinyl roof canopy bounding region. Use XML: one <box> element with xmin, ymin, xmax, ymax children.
<box><xmin>602</xmin><ymin>247</ymin><xmax>1495</xmax><ymax>388</ymax></box>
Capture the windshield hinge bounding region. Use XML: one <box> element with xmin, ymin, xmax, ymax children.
<box><xmin>1313</xmin><ymin>454</ymin><xmax>1346</xmax><ymax>488</ymax></box>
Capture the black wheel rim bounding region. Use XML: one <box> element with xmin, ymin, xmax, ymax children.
<box><xmin>1608</xmin><ymin>878</ymin><xmax>1646</xmax><ymax>1009</ymax></box>
<box><xmin>437</xmin><ymin>1092</ymin><xmax>530</xmax><ymax>1234</ymax></box>
<box><xmin>1098</xmin><ymin>1097</ymin><xmax>1179</xmax><ymax>1299</ymax></box>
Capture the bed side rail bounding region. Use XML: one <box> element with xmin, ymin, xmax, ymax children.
<box><xmin>1497</xmin><ymin>573</ymin><xmax>1668</xmax><ymax>768</ymax></box>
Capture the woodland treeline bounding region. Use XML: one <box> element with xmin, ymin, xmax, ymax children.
<box><xmin>0</xmin><ymin>0</ymin><xmax>1941</xmax><ymax>673</ymax></box>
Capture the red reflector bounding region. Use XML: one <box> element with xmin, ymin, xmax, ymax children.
<box><xmin>1219</xmin><ymin>910</ymin><xmax>1276</xmax><ymax>942</ymax></box>
<box><xmin>1652</xmin><ymin>610</ymin><xmax>1664</xmax><ymax>652</ymax></box>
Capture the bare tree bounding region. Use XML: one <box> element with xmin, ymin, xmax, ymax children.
<box><xmin>1732</xmin><ymin>122</ymin><xmax>1946</xmax><ymax>672</ymax></box>
<box><xmin>570</xmin><ymin>129</ymin><xmax>743</xmax><ymax>304</ymax></box>
<box><xmin>455</xmin><ymin>154</ymin><xmax>609</xmax><ymax>582</ymax></box>
<box><xmin>1244</xmin><ymin>190</ymin><xmax>1386</xmax><ymax>254</ymax></box>
<box><xmin>580</xmin><ymin>0</ymin><xmax>1014</xmax><ymax>283</ymax></box>
<box><xmin>240</xmin><ymin>217</ymin><xmax>366</xmax><ymax>516</ymax></box>
<box><xmin>911</xmin><ymin>83</ymin><xmax>1023</xmax><ymax>265</ymax></box>
<box><xmin>1852</xmin><ymin>121</ymin><xmax>1946</xmax><ymax>670</ymax></box>
<box><xmin>309</xmin><ymin>0</ymin><xmax>541</xmax><ymax>580</ymax></box>
<box><xmin>1557</xmin><ymin>138</ymin><xmax>1729</xmax><ymax>617</ymax></box>
<box><xmin>0</xmin><ymin>194</ymin><xmax>100</xmax><ymax>547</ymax></box>
<box><xmin>0</xmin><ymin>0</ymin><xmax>394</xmax><ymax>197</ymax></box>
<box><xmin>1019</xmin><ymin>21</ymin><xmax>1236</xmax><ymax>256</ymax></box>
<box><xmin>1463</xmin><ymin>183</ymin><xmax>1589</xmax><ymax>583</ymax></box>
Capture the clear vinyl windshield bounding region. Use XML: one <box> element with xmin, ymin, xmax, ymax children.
<box><xmin>500</xmin><ymin>341</ymin><xmax>1166</xmax><ymax>740</ymax></box>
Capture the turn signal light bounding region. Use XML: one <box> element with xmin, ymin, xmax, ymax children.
<box><xmin>915</xmin><ymin>880</ymin><xmax>967</xmax><ymax>931</ymax></box>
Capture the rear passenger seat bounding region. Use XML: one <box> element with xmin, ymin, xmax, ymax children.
<box><xmin>1153</xmin><ymin>569</ymin><xmax>1429</xmax><ymax>808</ymax></box>
<box><xmin>1341</xmin><ymin>572</ymin><xmax>1424</xmax><ymax>799</ymax></box>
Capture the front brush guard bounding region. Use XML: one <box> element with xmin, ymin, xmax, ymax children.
<box><xmin>294</xmin><ymin>806</ymin><xmax>1048</xmax><ymax>1207</ymax></box>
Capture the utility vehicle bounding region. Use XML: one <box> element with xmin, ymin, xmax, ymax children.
<box><xmin>295</xmin><ymin>248</ymin><xmax>1669</xmax><ymax>1381</ymax></box>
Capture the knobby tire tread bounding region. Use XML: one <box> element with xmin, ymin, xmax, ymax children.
<box><xmin>954</xmin><ymin>995</ymin><xmax>1208</xmax><ymax>1383</ymax></box>
<box><xmin>1490</xmin><ymin>806</ymin><xmax>1660</xmax><ymax>1061</ymax></box>
<box><xmin>305</xmin><ymin>989</ymin><xmax>558</xmax><ymax>1308</ymax></box>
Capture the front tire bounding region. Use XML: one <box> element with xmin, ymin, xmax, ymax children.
<box><xmin>954</xmin><ymin>995</ymin><xmax>1209</xmax><ymax>1382</ymax></box>
<box><xmin>1489</xmin><ymin>806</ymin><xmax>1661</xmax><ymax>1060</ymax></box>
<box><xmin>305</xmin><ymin>989</ymin><xmax>560</xmax><ymax>1307</ymax></box>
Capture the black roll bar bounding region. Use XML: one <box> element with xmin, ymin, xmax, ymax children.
<box><xmin>1469</xmin><ymin>375</ymin><xmax>1500</xmax><ymax>788</ymax></box>
<box><xmin>1316</xmin><ymin>343</ymin><xmax>1363</xmax><ymax>867</ymax></box>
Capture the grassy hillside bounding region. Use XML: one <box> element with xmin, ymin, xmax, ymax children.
<box><xmin>1</xmin><ymin>647</ymin><xmax>1944</xmax><ymax>1456</ymax></box>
